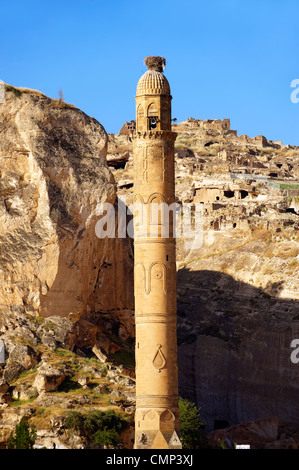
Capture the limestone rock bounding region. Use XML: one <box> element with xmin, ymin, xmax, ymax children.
<box><xmin>0</xmin><ymin>341</ymin><xmax>40</xmax><ymax>383</ymax></box>
<box><xmin>49</xmin><ymin>415</ymin><xmax>66</xmax><ymax>430</ymax></box>
<box><xmin>0</xmin><ymin>380</ymin><xmax>9</xmax><ymax>394</ymax></box>
<box><xmin>77</xmin><ymin>376</ymin><xmax>90</xmax><ymax>387</ymax></box>
<box><xmin>33</xmin><ymin>364</ymin><xmax>70</xmax><ymax>392</ymax></box>
<box><xmin>118</xmin><ymin>377</ymin><xmax>135</xmax><ymax>387</ymax></box>
<box><xmin>125</xmin><ymin>406</ymin><xmax>135</xmax><ymax>415</ymax></box>
<box><xmin>37</xmin><ymin>316</ymin><xmax>78</xmax><ymax>351</ymax></box>
<box><xmin>95</xmin><ymin>384</ymin><xmax>109</xmax><ymax>394</ymax></box>
<box><xmin>207</xmin><ymin>417</ymin><xmax>280</xmax><ymax>449</ymax></box>
<box><xmin>8</xmin><ymin>344</ymin><xmax>40</xmax><ymax>370</ymax></box>
<box><xmin>12</xmin><ymin>385</ymin><xmax>38</xmax><ymax>401</ymax></box>
<box><xmin>0</xmin><ymin>340</ymin><xmax>5</xmax><ymax>364</ymax></box>
<box><xmin>2</xmin><ymin>363</ymin><xmax>24</xmax><ymax>383</ymax></box>
<box><xmin>109</xmin><ymin>117</ymin><xmax>299</xmax><ymax>435</ymax></box>
<box><xmin>5</xmin><ymin>326</ymin><xmax>39</xmax><ymax>347</ymax></box>
<box><xmin>34</xmin><ymin>393</ymin><xmax>62</xmax><ymax>407</ymax></box>
<box><xmin>81</xmin><ymin>365</ymin><xmax>103</xmax><ymax>378</ymax></box>
<box><xmin>110</xmin><ymin>389</ymin><xmax>122</xmax><ymax>398</ymax></box>
<box><xmin>0</xmin><ymin>409</ymin><xmax>26</xmax><ymax>443</ymax></box>
<box><xmin>107</xmin><ymin>368</ymin><xmax>118</xmax><ymax>379</ymax></box>
<box><xmin>92</xmin><ymin>345</ymin><xmax>108</xmax><ymax>363</ymax></box>
<box><xmin>122</xmin><ymin>390</ymin><xmax>136</xmax><ymax>403</ymax></box>
<box><xmin>0</xmin><ymin>86</ymin><xmax>134</xmax><ymax>341</ymax></box>
<box><xmin>34</xmin><ymin>430</ymin><xmax>71</xmax><ymax>449</ymax></box>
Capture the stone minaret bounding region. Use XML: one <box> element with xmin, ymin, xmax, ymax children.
<box><xmin>133</xmin><ymin>56</ymin><xmax>182</xmax><ymax>449</ymax></box>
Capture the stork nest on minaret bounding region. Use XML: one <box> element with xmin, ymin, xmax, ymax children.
<box><xmin>144</xmin><ymin>56</ymin><xmax>166</xmax><ymax>72</ymax></box>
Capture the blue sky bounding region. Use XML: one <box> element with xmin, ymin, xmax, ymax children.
<box><xmin>1</xmin><ymin>0</ymin><xmax>299</xmax><ymax>145</ymax></box>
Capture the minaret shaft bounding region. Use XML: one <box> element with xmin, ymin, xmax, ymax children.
<box><xmin>133</xmin><ymin>57</ymin><xmax>182</xmax><ymax>449</ymax></box>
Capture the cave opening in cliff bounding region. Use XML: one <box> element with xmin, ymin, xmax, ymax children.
<box><xmin>224</xmin><ymin>190</ymin><xmax>234</xmax><ymax>198</ymax></box>
<box><xmin>286</xmin><ymin>207</ymin><xmax>297</xmax><ymax>214</ymax></box>
<box><xmin>204</xmin><ymin>141</ymin><xmax>215</xmax><ymax>147</ymax></box>
<box><xmin>240</xmin><ymin>190</ymin><xmax>248</xmax><ymax>199</ymax></box>
<box><xmin>110</xmin><ymin>161</ymin><xmax>127</xmax><ymax>170</ymax></box>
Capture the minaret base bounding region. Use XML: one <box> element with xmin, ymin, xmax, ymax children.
<box><xmin>135</xmin><ymin>430</ymin><xmax>182</xmax><ymax>449</ymax></box>
<box><xmin>134</xmin><ymin>407</ymin><xmax>182</xmax><ymax>449</ymax></box>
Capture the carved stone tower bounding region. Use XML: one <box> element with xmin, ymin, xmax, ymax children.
<box><xmin>133</xmin><ymin>57</ymin><xmax>182</xmax><ymax>449</ymax></box>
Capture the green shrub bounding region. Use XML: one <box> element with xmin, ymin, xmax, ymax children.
<box><xmin>280</xmin><ymin>183</ymin><xmax>299</xmax><ymax>190</ymax></box>
<box><xmin>8</xmin><ymin>415</ymin><xmax>37</xmax><ymax>449</ymax></box>
<box><xmin>109</xmin><ymin>350</ymin><xmax>135</xmax><ymax>369</ymax></box>
<box><xmin>64</xmin><ymin>411</ymin><xmax>85</xmax><ymax>432</ymax></box>
<box><xmin>179</xmin><ymin>397</ymin><xmax>205</xmax><ymax>449</ymax></box>
<box><xmin>64</xmin><ymin>409</ymin><xmax>128</xmax><ymax>448</ymax></box>
<box><xmin>5</xmin><ymin>84</ymin><xmax>22</xmax><ymax>98</ymax></box>
<box><xmin>92</xmin><ymin>428</ymin><xmax>120</xmax><ymax>447</ymax></box>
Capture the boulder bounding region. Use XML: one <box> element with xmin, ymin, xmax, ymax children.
<box><xmin>122</xmin><ymin>390</ymin><xmax>136</xmax><ymax>403</ymax></box>
<box><xmin>3</xmin><ymin>363</ymin><xmax>24</xmax><ymax>382</ymax></box>
<box><xmin>81</xmin><ymin>365</ymin><xmax>103</xmax><ymax>378</ymax></box>
<box><xmin>95</xmin><ymin>384</ymin><xmax>109</xmax><ymax>394</ymax></box>
<box><xmin>92</xmin><ymin>345</ymin><xmax>108</xmax><ymax>363</ymax></box>
<box><xmin>33</xmin><ymin>364</ymin><xmax>69</xmax><ymax>393</ymax></box>
<box><xmin>110</xmin><ymin>389</ymin><xmax>122</xmax><ymax>398</ymax></box>
<box><xmin>12</xmin><ymin>385</ymin><xmax>38</xmax><ymax>401</ymax></box>
<box><xmin>49</xmin><ymin>415</ymin><xmax>66</xmax><ymax>430</ymax></box>
<box><xmin>77</xmin><ymin>376</ymin><xmax>90</xmax><ymax>387</ymax></box>
<box><xmin>0</xmin><ymin>379</ymin><xmax>11</xmax><ymax>405</ymax></box>
<box><xmin>0</xmin><ymin>380</ymin><xmax>9</xmax><ymax>394</ymax></box>
<box><xmin>125</xmin><ymin>406</ymin><xmax>135</xmax><ymax>415</ymax></box>
<box><xmin>37</xmin><ymin>316</ymin><xmax>78</xmax><ymax>351</ymax></box>
<box><xmin>8</xmin><ymin>344</ymin><xmax>40</xmax><ymax>370</ymax></box>
<box><xmin>207</xmin><ymin>417</ymin><xmax>280</xmax><ymax>449</ymax></box>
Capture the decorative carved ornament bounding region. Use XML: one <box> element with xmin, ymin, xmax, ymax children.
<box><xmin>152</xmin><ymin>344</ymin><xmax>166</xmax><ymax>372</ymax></box>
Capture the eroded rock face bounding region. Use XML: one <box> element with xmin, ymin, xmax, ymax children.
<box><xmin>0</xmin><ymin>88</ymin><xmax>134</xmax><ymax>348</ymax></box>
<box><xmin>8</xmin><ymin>344</ymin><xmax>40</xmax><ymax>369</ymax></box>
<box><xmin>0</xmin><ymin>88</ymin><xmax>111</xmax><ymax>317</ymax></box>
<box><xmin>207</xmin><ymin>416</ymin><xmax>299</xmax><ymax>449</ymax></box>
<box><xmin>109</xmin><ymin>119</ymin><xmax>299</xmax><ymax>433</ymax></box>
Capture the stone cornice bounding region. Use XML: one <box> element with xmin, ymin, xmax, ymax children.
<box><xmin>133</xmin><ymin>130</ymin><xmax>177</xmax><ymax>141</ymax></box>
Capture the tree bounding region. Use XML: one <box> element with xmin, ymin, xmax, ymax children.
<box><xmin>64</xmin><ymin>409</ymin><xmax>128</xmax><ymax>448</ymax></box>
<box><xmin>92</xmin><ymin>427</ymin><xmax>120</xmax><ymax>447</ymax></box>
<box><xmin>179</xmin><ymin>397</ymin><xmax>205</xmax><ymax>449</ymax></box>
<box><xmin>8</xmin><ymin>415</ymin><xmax>37</xmax><ymax>449</ymax></box>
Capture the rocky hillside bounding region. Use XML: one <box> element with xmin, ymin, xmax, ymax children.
<box><xmin>0</xmin><ymin>313</ymin><xmax>135</xmax><ymax>448</ymax></box>
<box><xmin>0</xmin><ymin>86</ymin><xmax>135</xmax><ymax>448</ymax></box>
<box><xmin>0</xmin><ymin>87</ymin><xmax>298</xmax><ymax>448</ymax></box>
<box><xmin>109</xmin><ymin>118</ymin><xmax>299</xmax><ymax>440</ymax></box>
<box><xmin>0</xmin><ymin>85</ymin><xmax>134</xmax><ymax>350</ymax></box>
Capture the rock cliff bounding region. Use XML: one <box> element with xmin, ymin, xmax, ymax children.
<box><xmin>109</xmin><ymin>118</ymin><xmax>299</xmax><ymax>434</ymax></box>
<box><xmin>0</xmin><ymin>86</ymin><xmax>134</xmax><ymax>355</ymax></box>
<box><xmin>0</xmin><ymin>89</ymin><xmax>298</xmax><ymax>448</ymax></box>
<box><xmin>0</xmin><ymin>86</ymin><xmax>135</xmax><ymax>449</ymax></box>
